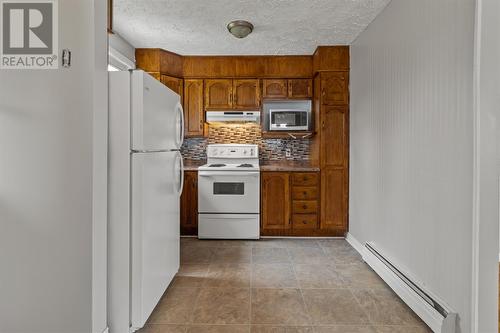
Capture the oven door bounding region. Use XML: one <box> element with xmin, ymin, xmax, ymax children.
<box><xmin>198</xmin><ymin>170</ymin><xmax>260</xmax><ymax>214</ymax></box>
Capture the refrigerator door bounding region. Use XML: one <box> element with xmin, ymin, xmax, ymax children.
<box><xmin>130</xmin><ymin>151</ymin><xmax>181</xmax><ymax>329</ymax></box>
<box><xmin>131</xmin><ymin>70</ymin><xmax>184</xmax><ymax>151</ymax></box>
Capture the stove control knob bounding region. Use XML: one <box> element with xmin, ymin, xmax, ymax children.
<box><xmin>243</xmin><ymin>150</ymin><xmax>248</xmax><ymax>155</ymax></box>
<box><xmin>212</xmin><ymin>149</ymin><xmax>218</xmax><ymax>156</ymax></box>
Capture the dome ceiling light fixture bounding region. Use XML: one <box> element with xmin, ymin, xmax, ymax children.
<box><xmin>227</xmin><ymin>20</ymin><xmax>254</xmax><ymax>39</ymax></box>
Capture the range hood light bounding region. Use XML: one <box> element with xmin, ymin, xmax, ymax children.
<box><xmin>206</xmin><ymin>111</ymin><xmax>260</xmax><ymax>123</ymax></box>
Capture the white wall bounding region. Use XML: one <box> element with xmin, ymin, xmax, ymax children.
<box><xmin>0</xmin><ymin>0</ymin><xmax>107</xmax><ymax>332</ymax></box>
<box><xmin>350</xmin><ymin>1</ymin><xmax>476</xmax><ymax>332</ymax></box>
<box><xmin>93</xmin><ymin>0</ymin><xmax>109</xmax><ymax>332</ymax></box>
<box><xmin>473</xmin><ymin>0</ymin><xmax>500</xmax><ymax>331</ymax></box>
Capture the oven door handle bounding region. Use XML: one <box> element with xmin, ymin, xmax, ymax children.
<box><xmin>198</xmin><ymin>171</ymin><xmax>259</xmax><ymax>177</ymax></box>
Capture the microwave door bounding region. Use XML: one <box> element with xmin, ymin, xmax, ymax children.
<box><xmin>269</xmin><ymin>109</ymin><xmax>309</xmax><ymax>131</ymax></box>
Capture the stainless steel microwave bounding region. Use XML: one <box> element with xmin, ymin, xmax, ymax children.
<box><xmin>269</xmin><ymin>109</ymin><xmax>309</xmax><ymax>131</ymax></box>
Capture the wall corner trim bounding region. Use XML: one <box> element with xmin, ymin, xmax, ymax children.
<box><xmin>345</xmin><ymin>232</ymin><xmax>364</xmax><ymax>255</ymax></box>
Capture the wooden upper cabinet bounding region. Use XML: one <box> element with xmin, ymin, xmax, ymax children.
<box><xmin>262</xmin><ymin>79</ymin><xmax>288</xmax><ymax>99</ymax></box>
<box><xmin>263</xmin><ymin>78</ymin><xmax>312</xmax><ymax>100</ymax></box>
<box><xmin>261</xmin><ymin>172</ymin><xmax>291</xmax><ymax>231</ymax></box>
<box><xmin>321</xmin><ymin>106</ymin><xmax>347</xmax><ymax>168</ymax></box>
<box><xmin>204</xmin><ymin>79</ymin><xmax>233</xmax><ymax>110</ymax></box>
<box><xmin>233</xmin><ymin>79</ymin><xmax>260</xmax><ymax>110</ymax></box>
<box><xmin>288</xmin><ymin>79</ymin><xmax>312</xmax><ymax>99</ymax></box>
<box><xmin>184</xmin><ymin>79</ymin><xmax>204</xmax><ymax>137</ymax></box>
<box><xmin>161</xmin><ymin>75</ymin><xmax>184</xmax><ymax>103</ymax></box>
<box><xmin>320</xmin><ymin>72</ymin><xmax>349</xmax><ymax>105</ymax></box>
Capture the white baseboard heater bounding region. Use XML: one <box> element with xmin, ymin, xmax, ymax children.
<box><xmin>362</xmin><ymin>242</ymin><xmax>457</xmax><ymax>333</ymax></box>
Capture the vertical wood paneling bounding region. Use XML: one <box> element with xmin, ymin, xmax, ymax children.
<box><xmin>350</xmin><ymin>1</ymin><xmax>475</xmax><ymax>331</ymax></box>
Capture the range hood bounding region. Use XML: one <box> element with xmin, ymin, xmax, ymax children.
<box><xmin>206</xmin><ymin>111</ymin><xmax>260</xmax><ymax>123</ymax></box>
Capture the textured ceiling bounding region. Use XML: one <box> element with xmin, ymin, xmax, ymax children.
<box><xmin>113</xmin><ymin>0</ymin><xmax>391</xmax><ymax>55</ymax></box>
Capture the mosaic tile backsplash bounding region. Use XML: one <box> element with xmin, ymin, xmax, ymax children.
<box><xmin>180</xmin><ymin>123</ymin><xmax>311</xmax><ymax>161</ymax></box>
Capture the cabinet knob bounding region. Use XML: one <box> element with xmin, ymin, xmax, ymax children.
<box><xmin>302</xmin><ymin>204</ymin><xmax>307</xmax><ymax>209</ymax></box>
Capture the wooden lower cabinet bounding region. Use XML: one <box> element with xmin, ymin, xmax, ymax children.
<box><xmin>179</xmin><ymin>169</ymin><xmax>345</xmax><ymax>237</ymax></box>
<box><xmin>292</xmin><ymin>214</ymin><xmax>318</xmax><ymax>230</ymax></box>
<box><xmin>320</xmin><ymin>168</ymin><xmax>347</xmax><ymax>233</ymax></box>
<box><xmin>261</xmin><ymin>172</ymin><xmax>291</xmax><ymax>232</ymax></box>
<box><xmin>261</xmin><ymin>171</ymin><xmax>325</xmax><ymax>236</ymax></box>
<box><xmin>180</xmin><ymin>171</ymin><xmax>198</xmax><ymax>235</ymax></box>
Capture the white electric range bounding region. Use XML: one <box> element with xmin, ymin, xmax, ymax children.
<box><xmin>198</xmin><ymin>144</ymin><xmax>260</xmax><ymax>239</ymax></box>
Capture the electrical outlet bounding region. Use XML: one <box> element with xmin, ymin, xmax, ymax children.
<box><xmin>285</xmin><ymin>148</ymin><xmax>291</xmax><ymax>158</ymax></box>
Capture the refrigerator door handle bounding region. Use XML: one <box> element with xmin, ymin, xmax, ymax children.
<box><xmin>174</xmin><ymin>151</ymin><xmax>184</xmax><ymax>196</ymax></box>
<box><xmin>175</xmin><ymin>102</ymin><xmax>184</xmax><ymax>149</ymax></box>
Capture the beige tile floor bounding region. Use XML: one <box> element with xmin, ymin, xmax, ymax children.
<box><xmin>139</xmin><ymin>238</ymin><xmax>432</xmax><ymax>333</ymax></box>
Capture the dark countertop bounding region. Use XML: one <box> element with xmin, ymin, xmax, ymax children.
<box><xmin>259</xmin><ymin>160</ymin><xmax>320</xmax><ymax>172</ymax></box>
<box><xmin>183</xmin><ymin>159</ymin><xmax>320</xmax><ymax>172</ymax></box>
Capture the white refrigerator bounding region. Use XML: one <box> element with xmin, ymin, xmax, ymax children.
<box><xmin>108</xmin><ymin>70</ymin><xmax>184</xmax><ymax>333</ymax></box>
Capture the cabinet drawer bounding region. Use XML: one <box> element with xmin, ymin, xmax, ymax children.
<box><xmin>291</xmin><ymin>187</ymin><xmax>318</xmax><ymax>200</ymax></box>
<box><xmin>292</xmin><ymin>214</ymin><xmax>318</xmax><ymax>229</ymax></box>
<box><xmin>292</xmin><ymin>173</ymin><xmax>319</xmax><ymax>186</ymax></box>
<box><xmin>292</xmin><ymin>200</ymin><xmax>318</xmax><ymax>214</ymax></box>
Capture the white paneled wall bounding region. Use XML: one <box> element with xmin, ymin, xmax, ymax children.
<box><xmin>350</xmin><ymin>1</ymin><xmax>475</xmax><ymax>332</ymax></box>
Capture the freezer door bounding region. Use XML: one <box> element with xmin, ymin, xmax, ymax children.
<box><xmin>130</xmin><ymin>151</ymin><xmax>181</xmax><ymax>329</ymax></box>
<box><xmin>131</xmin><ymin>70</ymin><xmax>184</xmax><ymax>151</ymax></box>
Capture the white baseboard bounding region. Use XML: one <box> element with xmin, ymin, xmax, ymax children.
<box><xmin>346</xmin><ymin>233</ymin><xmax>457</xmax><ymax>333</ymax></box>
<box><xmin>345</xmin><ymin>232</ymin><xmax>364</xmax><ymax>254</ymax></box>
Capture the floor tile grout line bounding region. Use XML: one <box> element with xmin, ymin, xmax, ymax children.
<box><xmin>289</xmin><ymin>253</ymin><xmax>314</xmax><ymax>327</ymax></box>
<box><xmin>348</xmin><ymin>285</ymin><xmax>375</xmax><ymax>326</ymax></box>
<box><xmin>249</xmin><ymin>243</ymin><xmax>253</xmax><ymax>326</ymax></box>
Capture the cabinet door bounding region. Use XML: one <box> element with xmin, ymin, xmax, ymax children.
<box><xmin>261</xmin><ymin>172</ymin><xmax>291</xmax><ymax>231</ymax></box>
<box><xmin>204</xmin><ymin>79</ymin><xmax>233</xmax><ymax>110</ymax></box>
<box><xmin>321</xmin><ymin>106</ymin><xmax>347</xmax><ymax>168</ymax></box>
<box><xmin>161</xmin><ymin>75</ymin><xmax>184</xmax><ymax>103</ymax></box>
<box><xmin>180</xmin><ymin>171</ymin><xmax>198</xmax><ymax>235</ymax></box>
<box><xmin>320</xmin><ymin>168</ymin><xmax>346</xmax><ymax>231</ymax></box>
<box><xmin>183</xmin><ymin>79</ymin><xmax>204</xmax><ymax>137</ymax></box>
<box><xmin>320</xmin><ymin>72</ymin><xmax>349</xmax><ymax>105</ymax></box>
<box><xmin>262</xmin><ymin>79</ymin><xmax>288</xmax><ymax>99</ymax></box>
<box><xmin>288</xmin><ymin>79</ymin><xmax>312</xmax><ymax>99</ymax></box>
<box><xmin>233</xmin><ymin>79</ymin><xmax>260</xmax><ymax>109</ymax></box>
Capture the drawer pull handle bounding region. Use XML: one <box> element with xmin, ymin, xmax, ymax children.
<box><xmin>302</xmin><ymin>205</ymin><xmax>307</xmax><ymax>209</ymax></box>
<box><xmin>302</xmin><ymin>220</ymin><xmax>307</xmax><ymax>224</ymax></box>
<box><xmin>303</xmin><ymin>191</ymin><xmax>307</xmax><ymax>195</ymax></box>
